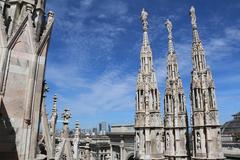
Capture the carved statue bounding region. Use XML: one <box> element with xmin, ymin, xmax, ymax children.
<box><xmin>196</xmin><ymin>132</ymin><xmax>201</xmax><ymax>150</ymax></box>
<box><xmin>141</xmin><ymin>8</ymin><xmax>148</xmax><ymax>31</ymax></box>
<box><xmin>190</xmin><ymin>6</ymin><xmax>197</xmax><ymax>27</ymax></box>
<box><xmin>165</xmin><ymin>19</ymin><xmax>172</xmax><ymax>35</ymax></box>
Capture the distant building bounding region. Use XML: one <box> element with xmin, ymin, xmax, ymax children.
<box><xmin>108</xmin><ymin>125</ymin><xmax>135</xmax><ymax>160</ymax></box>
<box><xmin>92</xmin><ymin>128</ymin><xmax>98</xmax><ymax>136</ymax></box>
<box><xmin>221</xmin><ymin>112</ymin><xmax>240</xmax><ymax>159</ymax></box>
<box><xmin>99</xmin><ymin>121</ymin><xmax>110</xmax><ymax>135</ymax></box>
<box><xmin>222</xmin><ymin>112</ymin><xmax>240</xmax><ymax>142</ymax></box>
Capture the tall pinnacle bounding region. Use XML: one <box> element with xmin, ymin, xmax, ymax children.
<box><xmin>189</xmin><ymin>6</ymin><xmax>224</xmax><ymax>159</ymax></box>
<box><xmin>164</xmin><ymin>19</ymin><xmax>189</xmax><ymax>159</ymax></box>
<box><xmin>165</xmin><ymin>19</ymin><xmax>178</xmax><ymax>80</ymax></box>
<box><xmin>189</xmin><ymin>6</ymin><xmax>207</xmax><ymax>71</ymax></box>
<box><xmin>140</xmin><ymin>8</ymin><xmax>153</xmax><ymax>74</ymax></box>
<box><xmin>141</xmin><ymin>8</ymin><xmax>150</xmax><ymax>48</ymax></box>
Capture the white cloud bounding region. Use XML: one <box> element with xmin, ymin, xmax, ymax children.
<box><xmin>46</xmin><ymin>64</ymin><xmax>136</xmax><ymax>116</ymax></box>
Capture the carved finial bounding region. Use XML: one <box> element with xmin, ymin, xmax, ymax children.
<box><xmin>53</xmin><ymin>94</ymin><xmax>57</xmax><ymax>103</ymax></box>
<box><xmin>47</xmin><ymin>11</ymin><xmax>55</xmax><ymax>24</ymax></box>
<box><xmin>141</xmin><ymin>8</ymin><xmax>148</xmax><ymax>31</ymax></box>
<box><xmin>190</xmin><ymin>6</ymin><xmax>197</xmax><ymax>28</ymax></box>
<box><xmin>48</xmin><ymin>11</ymin><xmax>55</xmax><ymax>18</ymax></box>
<box><xmin>26</xmin><ymin>4</ymin><xmax>34</xmax><ymax>13</ymax></box>
<box><xmin>75</xmin><ymin>120</ymin><xmax>80</xmax><ymax>138</ymax></box>
<box><xmin>62</xmin><ymin>108</ymin><xmax>71</xmax><ymax>124</ymax></box>
<box><xmin>52</xmin><ymin>94</ymin><xmax>57</xmax><ymax>112</ymax></box>
<box><xmin>43</xmin><ymin>81</ymin><xmax>49</xmax><ymax>98</ymax></box>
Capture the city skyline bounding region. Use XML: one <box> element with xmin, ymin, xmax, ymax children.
<box><xmin>44</xmin><ymin>0</ymin><xmax>240</xmax><ymax>128</ymax></box>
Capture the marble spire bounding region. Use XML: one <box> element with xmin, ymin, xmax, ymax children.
<box><xmin>189</xmin><ymin>6</ymin><xmax>224</xmax><ymax>159</ymax></box>
<box><xmin>56</xmin><ymin>108</ymin><xmax>73</xmax><ymax>160</ymax></box>
<box><xmin>50</xmin><ymin>94</ymin><xmax>58</xmax><ymax>158</ymax></box>
<box><xmin>164</xmin><ymin>19</ymin><xmax>189</xmax><ymax>160</ymax></box>
<box><xmin>134</xmin><ymin>9</ymin><xmax>164</xmax><ymax>160</ymax></box>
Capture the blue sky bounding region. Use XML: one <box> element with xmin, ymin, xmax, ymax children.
<box><xmin>44</xmin><ymin>0</ymin><xmax>240</xmax><ymax>129</ymax></box>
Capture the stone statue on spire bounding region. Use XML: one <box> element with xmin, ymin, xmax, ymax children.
<box><xmin>190</xmin><ymin>6</ymin><xmax>197</xmax><ymax>28</ymax></box>
<box><xmin>141</xmin><ymin>8</ymin><xmax>148</xmax><ymax>31</ymax></box>
<box><xmin>165</xmin><ymin>19</ymin><xmax>174</xmax><ymax>54</ymax></box>
<box><xmin>165</xmin><ymin>19</ymin><xmax>172</xmax><ymax>36</ymax></box>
